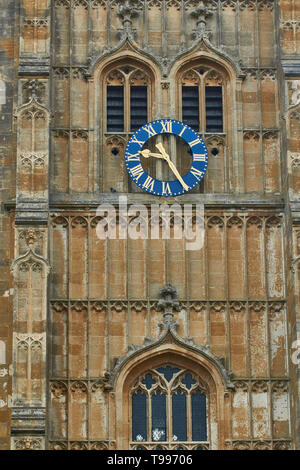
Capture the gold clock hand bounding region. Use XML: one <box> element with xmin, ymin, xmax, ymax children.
<box><xmin>139</xmin><ymin>149</ymin><xmax>167</xmax><ymax>159</ymax></box>
<box><xmin>155</xmin><ymin>144</ymin><xmax>189</xmax><ymax>191</ymax></box>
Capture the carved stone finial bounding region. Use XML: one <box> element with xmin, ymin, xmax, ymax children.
<box><xmin>117</xmin><ymin>0</ymin><xmax>139</xmax><ymax>41</ymax></box>
<box><xmin>157</xmin><ymin>283</ymin><xmax>180</xmax><ymax>329</ymax></box>
<box><xmin>191</xmin><ymin>1</ymin><xmax>213</xmax><ymax>41</ymax></box>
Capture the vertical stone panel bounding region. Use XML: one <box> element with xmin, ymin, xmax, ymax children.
<box><xmin>246</xmin><ymin>217</ymin><xmax>265</xmax><ymax>299</ymax></box>
<box><xmin>230</xmin><ymin>305</ymin><xmax>247</xmax><ymax>376</ymax></box>
<box><xmin>261</xmin><ymin>76</ymin><xmax>277</xmax><ymax>129</ymax></box>
<box><xmin>232</xmin><ymin>382</ymin><xmax>249</xmax><ymax>439</ymax></box>
<box><xmin>90</xmin><ymin>384</ymin><xmax>107</xmax><ymax>440</ymax></box>
<box><xmin>108</xmin><ymin>238</ymin><xmax>126</xmax><ymax>299</ymax></box>
<box><xmin>90</xmin><ymin>3</ymin><xmax>107</xmax><ymax>55</ymax></box>
<box><xmin>69</xmin><ymin>382</ymin><xmax>88</xmax><ymax>440</ymax></box>
<box><xmin>51</xmin><ymin>217</ymin><xmax>69</xmax><ymax>299</ymax></box>
<box><xmin>69</xmin><ymin>217</ymin><xmax>88</xmax><ymax>299</ymax></box>
<box><xmin>72</xmin><ymin>3</ymin><xmax>88</xmax><ymax>64</ymax></box>
<box><xmin>128</xmin><ymin>238</ymin><xmax>146</xmax><ymax>300</ymax></box>
<box><xmin>53</xmin><ymin>73</ymin><xmax>70</xmax><ymax>127</ymax></box>
<box><xmin>251</xmin><ymin>382</ymin><xmax>270</xmax><ymax>438</ymax></box>
<box><xmin>70</xmin><ymin>132</ymin><xmax>89</xmax><ymax>193</ymax></box>
<box><xmin>69</xmin><ymin>304</ymin><xmax>88</xmax><ymax>378</ymax></box>
<box><xmin>269</xmin><ymin>305</ymin><xmax>287</xmax><ymax>377</ymax></box>
<box><xmin>129</xmin><ymin>303</ymin><xmax>147</xmax><ymax>346</ymax></box>
<box><xmin>89</xmin><ymin>220</ymin><xmax>107</xmax><ymax>299</ymax></box>
<box><xmin>166</xmin><ymin>238</ymin><xmax>185</xmax><ymax>299</ymax></box>
<box><xmin>209</xmin><ymin>303</ymin><xmax>226</xmax><ymax>357</ymax></box>
<box><xmin>89</xmin><ymin>303</ymin><xmax>107</xmax><ymax>378</ymax></box>
<box><xmin>189</xmin><ymin>303</ymin><xmax>207</xmax><ymax>346</ymax></box>
<box><xmin>266</xmin><ymin>217</ymin><xmax>284</xmax><ymax>299</ymax></box>
<box><xmin>263</xmin><ymin>132</ymin><xmax>280</xmax><ymax>193</ymax></box>
<box><xmin>148</xmin><ymin>4</ymin><xmax>162</xmax><ymax>54</ymax></box>
<box><xmin>239</xmin><ymin>5</ymin><xmax>255</xmax><ymax>66</ymax></box>
<box><xmin>221</xmin><ymin>4</ymin><xmax>237</xmax><ymax>59</ymax></box>
<box><xmin>244</xmin><ymin>132</ymin><xmax>261</xmax><ymax>193</ymax></box>
<box><xmin>51</xmin><ymin>304</ymin><xmax>68</xmax><ymax>378</ymax></box>
<box><xmin>205</xmin><ymin>137</ymin><xmax>226</xmax><ymax>193</ymax></box>
<box><xmin>50</xmin><ymin>382</ymin><xmax>68</xmax><ymax>439</ymax></box>
<box><xmin>109</xmin><ymin>304</ymin><xmax>127</xmax><ymax>359</ymax></box>
<box><xmin>227</xmin><ymin>217</ymin><xmax>245</xmax><ymax>300</ymax></box>
<box><xmin>54</xmin><ymin>3</ymin><xmax>70</xmax><ymax>64</ymax></box>
<box><xmin>242</xmin><ymin>76</ymin><xmax>260</xmax><ymax>128</ymax></box>
<box><xmin>187</xmin><ymin>242</ymin><xmax>206</xmax><ymax>300</ymax></box>
<box><xmin>207</xmin><ymin>217</ymin><xmax>225</xmax><ymax>300</ymax></box>
<box><xmin>272</xmin><ymin>382</ymin><xmax>289</xmax><ymax>438</ymax></box>
<box><xmin>249</xmin><ymin>305</ymin><xmax>268</xmax><ymax>377</ymax></box>
<box><xmin>52</xmin><ymin>131</ymin><xmax>69</xmax><ymax>193</ymax></box>
<box><xmin>147</xmin><ymin>238</ymin><xmax>166</xmax><ymax>299</ymax></box>
<box><xmin>103</xmin><ymin>137</ymin><xmax>126</xmax><ymax>193</ymax></box>
<box><xmin>71</xmin><ymin>72</ymin><xmax>88</xmax><ymax>128</ymax></box>
<box><xmin>258</xmin><ymin>6</ymin><xmax>274</xmax><ymax>67</ymax></box>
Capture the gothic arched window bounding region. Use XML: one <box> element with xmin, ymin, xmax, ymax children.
<box><xmin>131</xmin><ymin>365</ymin><xmax>208</xmax><ymax>450</ymax></box>
<box><xmin>180</xmin><ymin>67</ymin><xmax>225</xmax><ymax>134</ymax></box>
<box><xmin>105</xmin><ymin>66</ymin><xmax>150</xmax><ymax>133</ymax></box>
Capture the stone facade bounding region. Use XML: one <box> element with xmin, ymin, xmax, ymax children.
<box><xmin>0</xmin><ymin>0</ymin><xmax>300</xmax><ymax>450</ymax></box>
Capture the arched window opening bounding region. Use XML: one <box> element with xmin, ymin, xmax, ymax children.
<box><xmin>131</xmin><ymin>365</ymin><xmax>208</xmax><ymax>449</ymax></box>
<box><xmin>106</xmin><ymin>66</ymin><xmax>150</xmax><ymax>134</ymax></box>
<box><xmin>181</xmin><ymin>67</ymin><xmax>224</xmax><ymax>134</ymax></box>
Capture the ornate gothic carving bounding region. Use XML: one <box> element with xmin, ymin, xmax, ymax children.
<box><xmin>14</xmin><ymin>437</ymin><xmax>43</xmax><ymax>450</ymax></box>
<box><xmin>51</xmin><ymin>381</ymin><xmax>68</xmax><ymax>398</ymax></box>
<box><xmin>117</xmin><ymin>1</ymin><xmax>140</xmax><ymax>42</ymax></box>
<box><xmin>227</xmin><ymin>216</ymin><xmax>243</xmax><ymax>228</ymax></box>
<box><xmin>289</xmin><ymin>152</ymin><xmax>300</xmax><ymax>169</ymax></box>
<box><xmin>252</xmin><ymin>381</ymin><xmax>268</xmax><ymax>393</ymax></box>
<box><xmin>239</xmin><ymin>0</ymin><xmax>256</xmax><ymax>11</ymax></box>
<box><xmin>19</xmin><ymin>152</ymin><xmax>47</xmax><ymax>170</ymax></box>
<box><xmin>190</xmin><ymin>2</ymin><xmax>214</xmax><ymax>41</ymax></box>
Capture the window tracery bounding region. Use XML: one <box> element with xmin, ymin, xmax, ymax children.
<box><xmin>130</xmin><ymin>365</ymin><xmax>208</xmax><ymax>449</ymax></box>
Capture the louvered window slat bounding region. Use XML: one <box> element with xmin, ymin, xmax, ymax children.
<box><xmin>205</xmin><ymin>86</ymin><xmax>223</xmax><ymax>133</ymax></box>
<box><xmin>107</xmin><ymin>85</ymin><xmax>124</xmax><ymax>132</ymax></box>
<box><xmin>182</xmin><ymin>86</ymin><xmax>199</xmax><ymax>131</ymax></box>
<box><xmin>131</xmin><ymin>86</ymin><xmax>148</xmax><ymax>132</ymax></box>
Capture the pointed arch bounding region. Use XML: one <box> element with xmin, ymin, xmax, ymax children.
<box><xmin>113</xmin><ymin>327</ymin><xmax>234</xmax><ymax>449</ymax></box>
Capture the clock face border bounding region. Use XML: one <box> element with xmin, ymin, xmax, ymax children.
<box><xmin>125</xmin><ymin>119</ymin><xmax>208</xmax><ymax>196</ymax></box>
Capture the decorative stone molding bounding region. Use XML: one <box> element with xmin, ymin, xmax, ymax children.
<box><xmin>190</xmin><ymin>2</ymin><xmax>214</xmax><ymax>41</ymax></box>
<box><xmin>11</xmin><ymin>248</ymin><xmax>50</xmax><ymax>277</ymax></box>
<box><xmin>288</xmin><ymin>152</ymin><xmax>300</xmax><ymax>170</ymax></box>
<box><xmin>251</xmin><ymin>380</ymin><xmax>268</xmax><ymax>392</ymax></box>
<box><xmin>117</xmin><ymin>0</ymin><xmax>140</xmax><ymax>42</ymax></box>
<box><xmin>12</xmin><ymin>437</ymin><xmax>44</xmax><ymax>450</ymax></box>
<box><xmin>19</xmin><ymin>152</ymin><xmax>47</xmax><ymax>170</ymax></box>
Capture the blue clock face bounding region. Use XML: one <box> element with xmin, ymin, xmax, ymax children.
<box><xmin>125</xmin><ymin>119</ymin><xmax>208</xmax><ymax>196</ymax></box>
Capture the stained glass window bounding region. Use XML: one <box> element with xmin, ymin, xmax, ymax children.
<box><xmin>131</xmin><ymin>365</ymin><xmax>208</xmax><ymax>447</ymax></box>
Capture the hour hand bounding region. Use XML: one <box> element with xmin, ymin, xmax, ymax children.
<box><xmin>139</xmin><ymin>149</ymin><xmax>165</xmax><ymax>159</ymax></box>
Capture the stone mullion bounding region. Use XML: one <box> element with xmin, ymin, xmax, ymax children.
<box><xmin>217</xmin><ymin>0</ymin><xmax>222</xmax><ymax>48</ymax></box>
<box><xmin>162</xmin><ymin>0</ymin><xmax>167</xmax><ymax>57</ymax></box>
<box><xmin>143</xmin><ymin>0</ymin><xmax>149</xmax><ymax>50</ymax></box>
<box><xmin>107</xmin><ymin>0</ymin><xmax>111</xmax><ymax>50</ymax></box>
<box><xmin>180</xmin><ymin>0</ymin><xmax>185</xmax><ymax>50</ymax></box>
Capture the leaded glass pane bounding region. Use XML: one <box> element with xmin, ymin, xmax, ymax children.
<box><xmin>152</xmin><ymin>391</ymin><xmax>166</xmax><ymax>442</ymax></box>
<box><xmin>192</xmin><ymin>390</ymin><xmax>207</xmax><ymax>441</ymax></box>
<box><xmin>132</xmin><ymin>390</ymin><xmax>147</xmax><ymax>442</ymax></box>
<box><xmin>156</xmin><ymin>365</ymin><xmax>180</xmax><ymax>382</ymax></box>
<box><xmin>172</xmin><ymin>390</ymin><xmax>187</xmax><ymax>441</ymax></box>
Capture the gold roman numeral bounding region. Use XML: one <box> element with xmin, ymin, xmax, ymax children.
<box><xmin>143</xmin><ymin>124</ymin><xmax>157</xmax><ymax>138</ymax></box>
<box><xmin>179</xmin><ymin>125</ymin><xmax>187</xmax><ymax>137</ymax></box>
<box><xmin>130</xmin><ymin>164</ymin><xmax>144</xmax><ymax>181</ymax></box>
<box><xmin>131</xmin><ymin>135</ymin><xmax>144</xmax><ymax>147</ymax></box>
<box><xmin>161</xmin><ymin>121</ymin><xmax>173</xmax><ymax>133</ymax></box>
<box><xmin>189</xmin><ymin>138</ymin><xmax>201</xmax><ymax>147</ymax></box>
<box><xmin>162</xmin><ymin>181</ymin><xmax>171</xmax><ymax>195</ymax></box>
<box><xmin>193</xmin><ymin>154</ymin><xmax>206</xmax><ymax>161</ymax></box>
<box><xmin>142</xmin><ymin>175</ymin><xmax>155</xmax><ymax>191</ymax></box>
<box><xmin>126</xmin><ymin>152</ymin><xmax>140</xmax><ymax>161</ymax></box>
<box><xmin>190</xmin><ymin>167</ymin><xmax>204</xmax><ymax>180</ymax></box>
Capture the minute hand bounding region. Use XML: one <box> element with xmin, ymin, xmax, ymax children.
<box><xmin>156</xmin><ymin>144</ymin><xmax>189</xmax><ymax>191</ymax></box>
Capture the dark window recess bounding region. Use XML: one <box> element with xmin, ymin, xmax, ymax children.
<box><xmin>205</xmin><ymin>86</ymin><xmax>223</xmax><ymax>133</ymax></box>
<box><xmin>131</xmin><ymin>86</ymin><xmax>148</xmax><ymax>132</ymax></box>
<box><xmin>192</xmin><ymin>391</ymin><xmax>207</xmax><ymax>442</ymax></box>
<box><xmin>132</xmin><ymin>390</ymin><xmax>147</xmax><ymax>442</ymax></box>
<box><xmin>182</xmin><ymin>86</ymin><xmax>199</xmax><ymax>131</ymax></box>
<box><xmin>107</xmin><ymin>85</ymin><xmax>124</xmax><ymax>132</ymax></box>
